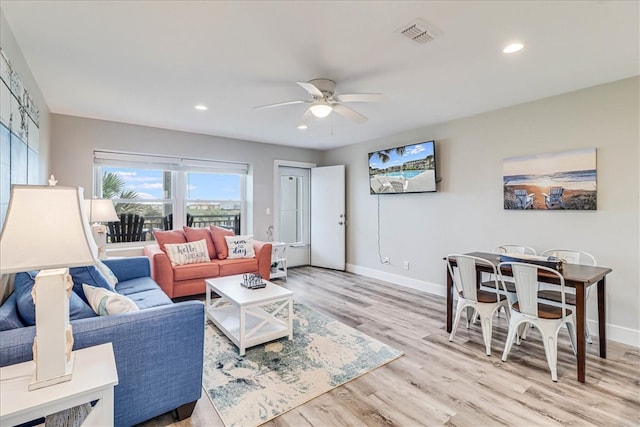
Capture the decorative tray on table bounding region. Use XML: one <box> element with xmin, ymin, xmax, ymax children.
<box><xmin>498</xmin><ymin>253</ymin><xmax>564</xmax><ymax>270</ymax></box>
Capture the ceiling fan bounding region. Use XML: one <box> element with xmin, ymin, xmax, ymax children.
<box><xmin>254</xmin><ymin>78</ymin><xmax>384</xmax><ymax>129</ymax></box>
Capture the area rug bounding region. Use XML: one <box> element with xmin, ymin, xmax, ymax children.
<box><xmin>202</xmin><ymin>302</ymin><xmax>403</xmax><ymax>427</ymax></box>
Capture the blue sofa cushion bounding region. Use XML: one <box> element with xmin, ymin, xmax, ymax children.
<box><xmin>116</xmin><ymin>278</ymin><xmax>172</xmax><ymax>309</ymax></box>
<box><xmin>69</xmin><ymin>265</ymin><xmax>114</xmax><ymax>303</ymax></box>
<box><xmin>0</xmin><ymin>293</ymin><xmax>24</xmax><ymax>331</ymax></box>
<box><xmin>13</xmin><ymin>271</ymin><xmax>96</xmax><ymax>326</ymax></box>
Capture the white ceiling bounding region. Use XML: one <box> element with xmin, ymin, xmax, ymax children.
<box><xmin>2</xmin><ymin>1</ymin><xmax>638</xmax><ymax>150</ymax></box>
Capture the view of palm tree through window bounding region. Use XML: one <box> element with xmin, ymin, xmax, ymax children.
<box><xmin>100</xmin><ymin>167</ymin><xmax>242</xmax><ymax>241</ymax></box>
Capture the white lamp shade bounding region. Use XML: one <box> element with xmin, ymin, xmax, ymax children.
<box><xmin>84</xmin><ymin>198</ymin><xmax>119</xmax><ymax>223</ymax></box>
<box><xmin>309</xmin><ymin>101</ymin><xmax>333</xmax><ymax>118</ymax></box>
<box><xmin>0</xmin><ymin>185</ymin><xmax>98</xmax><ymax>273</ymax></box>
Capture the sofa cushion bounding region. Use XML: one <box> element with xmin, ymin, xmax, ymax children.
<box><xmin>14</xmin><ymin>271</ymin><xmax>97</xmax><ymax>326</ymax></box>
<box><xmin>96</xmin><ymin>259</ymin><xmax>119</xmax><ymax>287</ymax></box>
<box><xmin>115</xmin><ymin>277</ymin><xmax>163</xmax><ymax>295</ymax></box>
<box><xmin>217</xmin><ymin>258</ymin><xmax>259</xmax><ymax>277</ymax></box>
<box><xmin>83</xmin><ymin>284</ymin><xmax>139</xmax><ymax>316</ymax></box>
<box><xmin>225</xmin><ymin>235</ymin><xmax>255</xmax><ymax>259</ymax></box>
<box><xmin>123</xmin><ymin>288</ymin><xmax>173</xmax><ymax>310</ymax></box>
<box><xmin>153</xmin><ymin>229</ymin><xmax>187</xmax><ymax>253</ymax></box>
<box><xmin>69</xmin><ymin>265</ymin><xmax>115</xmax><ymax>303</ymax></box>
<box><xmin>173</xmin><ymin>262</ymin><xmax>220</xmax><ymax>282</ymax></box>
<box><xmin>0</xmin><ymin>293</ymin><xmax>25</xmax><ymax>331</ymax></box>
<box><xmin>165</xmin><ymin>240</ymin><xmax>210</xmax><ymax>266</ymax></box>
<box><xmin>210</xmin><ymin>226</ymin><xmax>234</xmax><ymax>260</ymax></box>
<box><xmin>184</xmin><ymin>226</ymin><xmax>217</xmax><ymax>259</ymax></box>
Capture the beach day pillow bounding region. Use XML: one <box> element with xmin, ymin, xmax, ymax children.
<box><xmin>83</xmin><ymin>284</ymin><xmax>139</xmax><ymax>316</ymax></box>
<box><xmin>164</xmin><ymin>239</ymin><xmax>210</xmax><ymax>266</ymax></box>
<box><xmin>225</xmin><ymin>235</ymin><xmax>255</xmax><ymax>259</ymax></box>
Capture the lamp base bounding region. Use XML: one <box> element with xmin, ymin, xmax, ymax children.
<box><xmin>29</xmin><ymin>352</ymin><xmax>75</xmax><ymax>391</ymax></box>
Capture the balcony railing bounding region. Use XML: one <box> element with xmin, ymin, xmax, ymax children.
<box><xmin>107</xmin><ymin>213</ymin><xmax>240</xmax><ymax>243</ymax></box>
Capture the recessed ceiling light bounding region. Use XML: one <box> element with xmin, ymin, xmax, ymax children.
<box><xmin>194</xmin><ymin>104</ymin><xmax>208</xmax><ymax>111</ymax></box>
<box><xmin>503</xmin><ymin>43</ymin><xmax>524</xmax><ymax>54</ymax></box>
<box><xmin>297</xmin><ymin>124</ymin><xmax>308</xmax><ymax>130</ymax></box>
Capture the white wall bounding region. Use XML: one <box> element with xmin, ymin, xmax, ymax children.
<box><xmin>50</xmin><ymin>114</ymin><xmax>322</xmax><ymax>242</ymax></box>
<box><xmin>322</xmin><ymin>77</ymin><xmax>640</xmax><ymax>347</ymax></box>
<box><xmin>1</xmin><ymin>8</ymin><xmax>50</xmax><ymax>181</ymax></box>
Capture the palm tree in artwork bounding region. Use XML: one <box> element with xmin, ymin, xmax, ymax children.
<box><xmin>369</xmin><ymin>146</ymin><xmax>406</xmax><ymax>165</ymax></box>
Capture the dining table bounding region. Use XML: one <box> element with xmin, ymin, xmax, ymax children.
<box><xmin>445</xmin><ymin>251</ymin><xmax>613</xmax><ymax>383</ymax></box>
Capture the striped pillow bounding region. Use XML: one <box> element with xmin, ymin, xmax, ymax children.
<box><xmin>164</xmin><ymin>239</ymin><xmax>210</xmax><ymax>266</ymax></box>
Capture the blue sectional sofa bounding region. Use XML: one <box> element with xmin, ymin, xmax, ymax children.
<box><xmin>0</xmin><ymin>257</ymin><xmax>205</xmax><ymax>427</ymax></box>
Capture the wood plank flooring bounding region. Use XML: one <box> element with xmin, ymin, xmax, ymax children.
<box><xmin>138</xmin><ymin>267</ymin><xmax>640</xmax><ymax>427</ymax></box>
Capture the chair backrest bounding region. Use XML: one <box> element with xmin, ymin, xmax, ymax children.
<box><xmin>493</xmin><ymin>244</ymin><xmax>537</xmax><ymax>255</ymax></box>
<box><xmin>550</xmin><ymin>187</ymin><xmax>564</xmax><ymax>198</ymax></box>
<box><xmin>108</xmin><ymin>213</ymin><xmax>146</xmax><ymax>243</ymax></box>
<box><xmin>447</xmin><ymin>254</ymin><xmax>502</xmax><ymax>303</ymax></box>
<box><xmin>499</xmin><ymin>261</ymin><xmax>568</xmax><ymax>317</ymax></box>
<box><xmin>541</xmin><ymin>249</ymin><xmax>596</xmax><ymax>266</ymax></box>
<box><xmin>163</xmin><ymin>213</ymin><xmax>194</xmax><ymax>230</ymax></box>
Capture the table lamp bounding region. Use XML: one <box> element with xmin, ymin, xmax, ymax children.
<box><xmin>85</xmin><ymin>198</ymin><xmax>119</xmax><ymax>259</ymax></box>
<box><xmin>0</xmin><ymin>181</ymin><xmax>98</xmax><ymax>390</ymax></box>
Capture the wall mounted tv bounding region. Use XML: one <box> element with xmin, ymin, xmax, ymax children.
<box><xmin>369</xmin><ymin>140</ymin><xmax>437</xmax><ymax>194</ymax></box>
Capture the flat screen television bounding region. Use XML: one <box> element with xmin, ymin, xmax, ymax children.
<box><xmin>369</xmin><ymin>140</ymin><xmax>437</xmax><ymax>194</ymax></box>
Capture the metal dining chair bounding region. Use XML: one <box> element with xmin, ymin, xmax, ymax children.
<box><xmin>538</xmin><ymin>249</ymin><xmax>597</xmax><ymax>344</ymax></box>
<box><xmin>447</xmin><ymin>254</ymin><xmax>510</xmax><ymax>356</ymax></box>
<box><xmin>499</xmin><ymin>261</ymin><xmax>577</xmax><ymax>382</ymax></box>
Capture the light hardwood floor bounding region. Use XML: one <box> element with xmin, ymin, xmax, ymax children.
<box><xmin>139</xmin><ymin>266</ymin><xmax>640</xmax><ymax>427</ymax></box>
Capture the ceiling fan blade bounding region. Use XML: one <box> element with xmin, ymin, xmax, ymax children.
<box><xmin>296</xmin><ymin>81</ymin><xmax>323</xmax><ymax>98</ymax></box>
<box><xmin>254</xmin><ymin>100</ymin><xmax>306</xmax><ymax>110</ymax></box>
<box><xmin>297</xmin><ymin>109</ymin><xmax>312</xmax><ymax>129</ymax></box>
<box><xmin>333</xmin><ymin>93</ymin><xmax>385</xmax><ymax>103</ymax></box>
<box><xmin>332</xmin><ymin>104</ymin><xmax>368</xmax><ymax>124</ymax></box>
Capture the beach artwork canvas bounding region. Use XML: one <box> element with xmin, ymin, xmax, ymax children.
<box><xmin>503</xmin><ymin>148</ymin><xmax>597</xmax><ymax>210</ymax></box>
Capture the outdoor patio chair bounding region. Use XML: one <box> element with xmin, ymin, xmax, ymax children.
<box><xmin>162</xmin><ymin>213</ymin><xmax>194</xmax><ymax>230</ymax></box>
<box><xmin>514</xmin><ymin>189</ymin><xmax>534</xmax><ymax>209</ymax></box>
<box><xmin>108</xmin><ymin>213</ymin><xmax>146</xmax><ymax>243</ymax></box>
<box><xmin>542</xmin><ymin>187</ymin><xmax>565</xmax><ymax>209</ymax></box>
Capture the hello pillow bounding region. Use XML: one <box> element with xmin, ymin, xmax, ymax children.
<box><xmin>224</xmin><ymin>235</ymin><xmax>255</xmax><ymax>259</ymax></box>
<box><xmin>164</xmin><ymin>239</ymin><xmax>210</xmax><ymax>266</ymax></box>
<box><xmin>183</xmin><ymin>226</ymin><xmax>217</xmax><ymax>259</ymax></box>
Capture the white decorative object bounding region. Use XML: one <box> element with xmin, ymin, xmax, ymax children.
<box><xmin>84</xmin><ymin>199</ymin><xmax>119</xmax><ymax>259</ymax></box>
<box><xmin>0</xmin><ymin>183</ymin><xmax>98</xmax><ymax>390</ymax></box>
<box><xmin>225</xmin><ymin>235</ymin><xmax>255</xmax><ymax>259</ymax></box>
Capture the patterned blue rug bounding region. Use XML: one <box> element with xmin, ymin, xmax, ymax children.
<box><xmin>202</xmin><ymin>302</ymin><xmax>403</xmax><ymax>427</ymax></box>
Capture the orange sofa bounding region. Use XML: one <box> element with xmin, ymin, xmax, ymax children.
<box><xmin>143</xmin><ymin>227</ymin><xmax>272</xmax><ymax>298</ymax></box>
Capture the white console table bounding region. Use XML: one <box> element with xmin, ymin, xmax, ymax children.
<box><xmin>0</xmin><ymin>343</ymin><xmax>119</xmax><ymax>427</ymax></box>
<box><xmin>270</xmin><ymin>242</ymin><xmax>288</xmax><ymax>280</ymax></box>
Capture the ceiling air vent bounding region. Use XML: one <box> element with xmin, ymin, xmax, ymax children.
<box><xmin>396</xmin><ymin>19</ymin><xmax>440</xmax><ymax>44</ymax></box>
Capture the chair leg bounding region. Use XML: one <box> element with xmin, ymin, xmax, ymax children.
<box><xmin>478</xmin><ymin>307</ymin><xmax>495</xmax><ymax>356</ymax></box>
<box><xmin>585</xmin><ymin>323</ymin><xmax>593</xmax><ymax>344</ymax></box>
<box><xmin>540</xmin><ymin>324</ymin><xmax>560</xmax><ymax>382</ymax></box>
<box><xmin>449</xmin><ymin>302</ymin><xmax>465</xmax><ymax>342</ymax></box>
<box><xmin>502</xmin><ymin>318</ymin><xmax>519</xmax><ymax>362</ymax></box>
<box><xmin>566</xmin><ymin>318</ymin><xmax>578</xmax><ymax>356</ymax></box>
<box><xmin>465</xmin><ymin>306</ymin><xmax>474</xmax><ymax>328</ymax></box>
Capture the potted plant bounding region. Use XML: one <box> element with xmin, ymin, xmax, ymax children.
<box><xmin>271</xmin><ymin>262</ymin><xmax>278</xmax><ymax>273</ymax></box>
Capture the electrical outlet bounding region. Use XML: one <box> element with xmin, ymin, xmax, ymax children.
<box><xmin>383</xmin><ymin>257</ymin><xmax>390</xmax><ymax>264</ymax></box>
<box><xmin>403</xmin><ymin>261</ymin><xmax>410</xmax><ymax>270</ymax></box>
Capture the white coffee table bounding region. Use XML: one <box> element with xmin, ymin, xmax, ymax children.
<box><xmin>205</xmin><ymin>275</ymin><xmax>294</xmax><ymax>355</ymax></box>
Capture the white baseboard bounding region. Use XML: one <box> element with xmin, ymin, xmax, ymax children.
<box><xmin>346</xmin><ymin>263</ymin><xmax>640</xmax><ymax>348</ymax></box>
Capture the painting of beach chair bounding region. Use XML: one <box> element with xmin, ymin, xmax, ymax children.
<box><xmin>542</xmin><ymin>186</ymin><xmax>565</xmax><ymax>209</ymax></box>
<box><xmin>514</xmin><ymin>189</ymin><xmax>534</xmax><ymax>209</ymax></box>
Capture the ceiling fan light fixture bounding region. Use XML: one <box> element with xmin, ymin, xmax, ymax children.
<box><xmin>309</xmin><ymin>101</ymin><xmax>333</xmax><ymax>118</ymax></box>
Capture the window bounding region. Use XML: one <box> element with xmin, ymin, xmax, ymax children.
<box><xmin>93</xmin><ymin>151</ymin><xmax>248</xmax><ymax>244</ymax></box>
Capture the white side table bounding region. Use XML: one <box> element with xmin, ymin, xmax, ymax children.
<box><xmin>270</xmin><ymin>242</ymin><xmax>288</xmax><ymax>280</ymax></box>
<box><xmin>0</xmin><ymin>342</ymin><xmax>119</xmax><ymax>427</ymax></box>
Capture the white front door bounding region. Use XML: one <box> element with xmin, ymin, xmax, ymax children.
<box><xmin>310</xmin><ymin>165</ymin><xmax>346</xmax><ymax>270</ymax></box>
